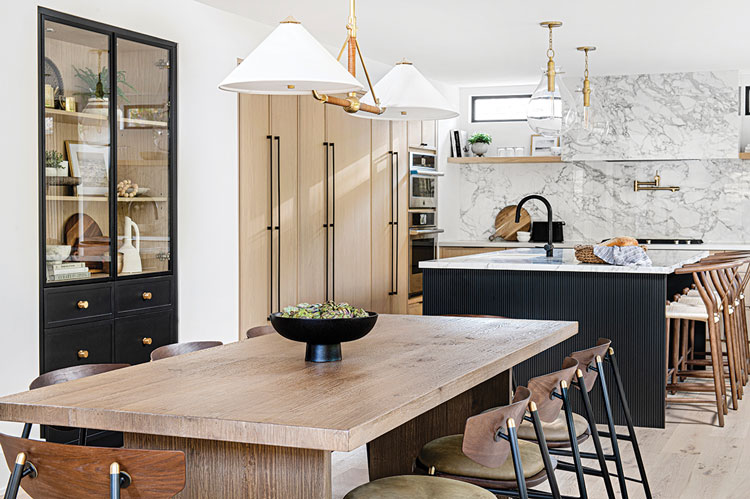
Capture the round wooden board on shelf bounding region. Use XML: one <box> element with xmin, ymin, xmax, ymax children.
<box><xmin>64</xmin><ymin>213</ymin><xmax>109</xmax><ymax>269</ymax></box>
<box><xmin>490</xmin><ymin>205</ymin><xmax>531</xmax><ymax>241</ymax></box>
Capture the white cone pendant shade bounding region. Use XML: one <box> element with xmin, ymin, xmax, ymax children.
<box><xmin>357</xmin><ymin>62</ymin><xmax>458</xmax><ymax>120</ymax></box>
<box><xmin>219</xmin><ymin>18</ymin><xmax>364</xmax><ymax>95</ymax></box>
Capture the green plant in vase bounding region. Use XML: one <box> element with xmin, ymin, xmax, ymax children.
<box><xmin>468</xmin><ymin>132</ymin><xmax>492</xmax><ymax>157</ymax></box>
<box><xmin>45</xmin><ymin>150</ymin><xmax>66</xmax><ymax>177</ymax></box>
<box><xmin>73</xmin><ymin>66</ymin><xmax>136</xmax><ymax>103</ymax></box>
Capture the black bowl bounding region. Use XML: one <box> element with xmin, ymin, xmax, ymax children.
<box><xmin>269</xmin><ymin>312</ymin><xmax>378</xmax><ymax>362</ymax></box>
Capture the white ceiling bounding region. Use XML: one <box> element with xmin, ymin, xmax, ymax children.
<box><xmin>198</xmin><ymin>0</ymin><xmax>750</xmax><ymax>87</ymax></box>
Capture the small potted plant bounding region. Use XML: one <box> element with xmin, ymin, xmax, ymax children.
<box><xmin>45</xmin><ymin>150</ymin><xmax>66</xmax><ymax>177</ymax></box>
<box><xmin>468</xmin><ymin>132</ymin><xmax>492</xmax><ymax>157</ymax></box>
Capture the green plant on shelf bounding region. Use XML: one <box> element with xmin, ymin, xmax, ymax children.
<box><xmin>73</xmin><ymin>66</ymin><xmax>136</xmax><ymax>102</ymax></box>
<box><xmin>45</xmin><ymin>150</ymin><xmax>65</xmax><ymax>169</ymax></box>
<box><xmin>468</xmin><ymin>132</ymin><xmax>492</xmax><ymax>144</ymax></box>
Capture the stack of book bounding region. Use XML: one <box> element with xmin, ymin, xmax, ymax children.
<box><xmin>46</xmin><ymin>261</ymin><xmax>90</xmax><ymax>281</ymax></box>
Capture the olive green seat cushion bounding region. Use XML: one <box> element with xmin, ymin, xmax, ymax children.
<box><xmin>517</xmin><ymin>410</ymin><xmax>589</xmax><ymax>442</ymax></box>
<box><xmin>418</xmin><ymin>434</ymin><xmax>545</xmax><ymax>481</ymax></box>
<box><xmin>343</xmin><ymin>475</ymin><xmax>495</xmax><ymax>498</ymax></box>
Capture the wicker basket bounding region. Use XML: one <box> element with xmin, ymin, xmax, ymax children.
<box><xmin>574</xmin><ymin>244</ymin><xmax>648</xmax><ymax>264</ymax></box>
<box><xmin>574</xmin><ymin>245</ymin><xmax>607</xmax><ymax>264</ymax></box>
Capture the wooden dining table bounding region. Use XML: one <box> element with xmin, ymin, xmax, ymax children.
<box><xmin>0</xmin><ymin>315</ymin><xmax>576</xmax><ymax>498</ymax></box>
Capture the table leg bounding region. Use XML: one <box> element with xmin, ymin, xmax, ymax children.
<box><xmin>124</xmin><ymin>433</ymin><xmax>331</xmax><ymax>498</ymax></box>
<box><xmin>366</xmin><ymin>370</ymin><xmax>511</xmax><ymax>481</ymax></box>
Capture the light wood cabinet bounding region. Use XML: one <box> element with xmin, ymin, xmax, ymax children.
<box><xmin>408</xmin><ymin>120</ymin><xmax>437</xmax><ymax>150</ymax></box>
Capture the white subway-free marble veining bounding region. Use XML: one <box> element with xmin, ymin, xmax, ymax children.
<box><xmin>562</xmin><ymin>71</ymin><xmax>740</xmax><ymax>161</ymax></box>
<box><xmin>455</xmin><ymin>159</ymin><xmax>750</xmax><ymax>243</ymax></box>
<box><xmin>420</xmin><ymin>248</ymin><xmax>709</xmax><ymax>274</ymax></box>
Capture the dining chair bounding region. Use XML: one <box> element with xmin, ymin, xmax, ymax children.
<box><xmin>413</xmin><ymin>385</ymin><xmax>562</xmax><ymax>499</ymax></box>
<box><xmin>149</xmin><ymin>341</ymin><xmax>223</xmax><ymax>361</ymax></box>
<box><xmin>246</xmin><ymin>325</ymin><xmax>275</xmax><ymax>339</ymax></box>
<box><xmin>21</xmin><ymin>364</ymin><xmax>130</xmax><ymax>446</ymax></box>
<box><xmin>0</xmin><ymin>432</ymin><xmax>186</xmax><ymax>498</ymax></box>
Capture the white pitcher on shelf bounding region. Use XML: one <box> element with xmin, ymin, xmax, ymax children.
<box><xmin>119</xmin><ymin>216</ymin><xmax>142</xmax><ymax>274</ymax></box>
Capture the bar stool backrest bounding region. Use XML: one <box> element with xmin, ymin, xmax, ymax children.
<box><xmin>0</xmin><ymin>432</ymin><xmax>185</xmax><ymax>498</ymax></box>
<box><xmin>568</xmin><ymin>339</ymin><xmax>611</xmax><ymax>392</ymax></box>
<box><xmin>29</xmin><ymin>364</ymin><xmax>130</xmax><ymax>390</ymax></box>
<box><xmin>527</xmin><ymin>357</ymin><xmax>579</xmax><ymax>422</ymax></box>
<box><xmin>461</xmin><ymin>386</ymin><xmax>531</xmax><ymax>468</ymax></box>
<box><xmin>246</xmin><ymin>325</ymin><xmax>275</xmax><ymax>339</ymax></box>
<box><xmin>150</xmin><ymin>341</ymin><xmax>223</xmax><ymax>361</ymax></box>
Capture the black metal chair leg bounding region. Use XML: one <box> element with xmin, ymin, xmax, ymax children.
<box><xmin>508</xmin><ymin>419</ymin><xmax>529</xmax><ymax>499</ymax></box>
<box><xmin>574</xmin><ymin>370</ymin><xmax>616</xmax><ymax>498</ymax></box>
<box><xmin>4</xmin><ymin>453</ymin><xmax>36</xmax><ymax>499</ymax></box>
<box><xmin>594</xmin><ymin>356</ymin><xmax>629</xmax><ymax>499</ymax></box>
<box><xmin>20</xmin><ymin>424</ymin><xmax>31</xmax><ymax>440</ymax></box>
<box><xmin>559</xmin><ymin>382</ymin><xmax>588</xmax><ymax>499</ymax></box>
<box><xmin>110</xmin><ymin>462</ymin><xmax>121</xmax><ymax>499</ymax></box>
<box><xmin>529</xmin><ymin>405</ymin><xmax>562</xmax><ymax>499</ymax></box>
<box><xmin>78</xmin><ymin>428</ymin><xmax>87</xmax><ymax>446</ymax></box>
<box><xmin>606</xmin><ymin>349</ymin><xmax>653</xmax><ymax>499</ymax></box>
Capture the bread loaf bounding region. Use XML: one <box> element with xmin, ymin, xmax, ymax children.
<box><xmin>601</xmin><ymin>236</ymin><xmax>639</xmax><ymax>247</ymax></box>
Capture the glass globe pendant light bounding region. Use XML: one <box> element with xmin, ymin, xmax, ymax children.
<box><xmin>527</xmin><ymin>21</ymin><xmax>578</xmax><ymax>137</ymax></box>
<box><xmin>566</xmin><ymin>46</ymin><xmax>610</xmax><ymax>146</ymax></box>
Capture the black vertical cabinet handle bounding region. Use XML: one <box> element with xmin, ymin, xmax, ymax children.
<box><xmin>391</xmin><ymin>151</ymin><xmax>399</xmax><ymax>296</ymax></box>
<box><xmin>275</xmin><ymin>136</ymin><xmax>281</xmax><ymax>313</ymax></box>
<box><xmin>323</xmin><ymin>142</ymin><xmax>330</xmax><ymax>302</ymax></box>
<box><xmin>388</xmin><ymin>151</ymin><xmax>396</xmax><ymax>296</ymax></box>
<box><xmin>266</xmin><ymin>135</ymin><xmax>273</xmax><ymax>316</ymax></box>
<box><xmin>329</xmin><ymin>142</ymin><xmax>336</xmax><ymax>302</ymax></box>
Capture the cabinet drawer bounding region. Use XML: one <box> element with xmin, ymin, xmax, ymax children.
<box><xmin>44</xmin><ymin>284</ymin><xmax>113</xmax><ymax>328</ymax></box>
<box><xmin>115</xmin><ymin>311</ymin><xmax>173</xmax><ymax>365</ymax></box>
<box><xmin>116</xmin><ymin>277</ymin><xmax>172</xmax><ymax>314</ymax></box>
<box><xmin>43</xmin><ymin>321</ymin><xmax>113</xmax><ymax>373</ymax></box>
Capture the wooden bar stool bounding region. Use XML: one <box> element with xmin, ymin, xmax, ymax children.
<box><xmin>344</xmin><ymin>475</ymin><xmax>496</xmax><ymax>498</ymax></box>
<box><xmin>0</xmin><ymin>432</ymin><xmax>186</xmax><ymax>498</ymax></box>
<box><xmin>413</xmin><ymin>386</ymin><xmax>563</xmax><ymax>499</ymax></box>
<box><xmin>21</xmin><ymin>364</ymin><xmax>130</xmax><ymax>445</ymax></box>
<box><xmin>150</xmin><ymin>341</ymin><xmax>223</xmax><ymax>361</ymax></box>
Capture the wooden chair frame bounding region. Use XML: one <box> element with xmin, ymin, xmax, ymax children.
<box><xmin>149</xmin><ymin>341</ymin><xmax>223</xmax><ymax>361</ymax></box>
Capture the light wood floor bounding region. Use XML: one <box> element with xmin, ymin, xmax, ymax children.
<box><xmin>332</xmin><ymin>394</ymin><xmax>750</xmax><ymax>498</ymax></box>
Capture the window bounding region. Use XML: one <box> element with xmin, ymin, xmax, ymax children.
<box><xmin>471</xmin><ymin>95</ymin><xmax>531</xmax><ymax>123</ymax></box>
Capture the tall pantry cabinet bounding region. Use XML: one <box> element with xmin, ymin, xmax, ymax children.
<box><xmin>238</xmin><ymin>95</ymin><xmax>409</xmax><ymax>336</ymax></box>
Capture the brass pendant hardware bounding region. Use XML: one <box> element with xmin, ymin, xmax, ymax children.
<box><xmin>577</xmin><ymin>46</ymin><xmax>596</xmax><ymax>107</ymax></box>
<box><xmin>311</xmin><ymin>0</ymin><xmax>386</xmax><ymax>115</ymax></box>
<box><xmin>77</xmin><ymin>300</ymin><xmax>89</xmax><ymax>309</ymax></box>
<box><xmin>279</xmin><ymin>16</ymin><xmax>301</xmax><ymax>24</ymax></box>
<box><xmin>77</xmin><ymin>349</ymin><xmax>89</xmax><ymax>359</ymax></box>
<box><xmin>142</xmin><ymin>292</ymin><xmax>153</xmax><ymax>300</ymax></box>
<box><xmin>540</xmin><ymin>21</ymin><xmax>562</xmax><ymax>92</ymax></box>
<box><xmin>634</xmin><ymin>173</ymin><xmax>680</xmax><ymax>192</ymax></box>
<box><xmin>142</xmin><ymin>337</ymin><xmax>153</xmax><ymax>345</ymax></box>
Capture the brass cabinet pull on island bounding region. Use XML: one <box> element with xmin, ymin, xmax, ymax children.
<box><xmin>142</xmin><ymin>292</ymin><xmax>153</xmax><ymax>300</ymax></box>
<box><xmin>77</xmin><ymin>300</ymin><xmax>89</xmax><ymax>310</ymax></box>
<box><xmin>77</xmin><ymin>350</ymin><xmax>89</xmax><ymax>359</ymax></box>
<box><xmin>142</xmin><ymin>337</ymin><xmax>153</xmax><ymax>346</ymax></box>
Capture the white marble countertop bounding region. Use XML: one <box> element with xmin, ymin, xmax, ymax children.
<box><xmin>421</xmin><ymin>248</ymin><xmax>709</xmax><ymax>274</ymax></box>
<box><xmin>439</xmin><ymin>240</ymin><xmax>750</xmax><ymax>251</ymax></box>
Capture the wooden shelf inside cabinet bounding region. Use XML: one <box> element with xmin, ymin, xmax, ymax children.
<box><xmin>46</xmin><ymin>195</ymin><xmax>167</xmax><ymax>202</ymax></box>
<box><xmin>448</xmin><ymin>156</ymin><xmax>562</xmax><ymax>164</ymax></box>
<box><xmin>740</xmin><ymin>152</ymin><xmax>750</xmax><ymax>160</ymax></box>
<box><xmin>45</xmin><ymin>108</ymin><xmax>167</xmax><ymax>128</ymax></box>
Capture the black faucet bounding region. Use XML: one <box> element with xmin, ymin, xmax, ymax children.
<box><xmin>515</xmin><ymin>195</ymin><xmax>554</xmax><ymax>258</ymax></box>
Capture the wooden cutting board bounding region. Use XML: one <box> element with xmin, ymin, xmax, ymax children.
<box><xmin>64</xmin><ymin>213</ymin><xmax>109</xmax><ymax>269</ymax></box>
<box><xmin>489</xmin><ymin>205</ymin><xmax>531</xmax><ymax>241</ymax></box>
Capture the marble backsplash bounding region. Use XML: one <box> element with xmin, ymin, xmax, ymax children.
<box><xmin>562</xmin><ymin>71</ymin><xmax>740</xmax><ymax>161</ymax></box>
<box><xmin>454</xmin><ymin>159</ymin><xmax>750</xmax><ymax>243</ymax></box>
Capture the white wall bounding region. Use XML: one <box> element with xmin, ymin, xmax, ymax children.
<box><xmin>0</xmin><ymin>0</ymin><xmax>277</xmax><ymax>464</ymax></box>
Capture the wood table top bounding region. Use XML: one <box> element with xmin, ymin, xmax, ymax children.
<box><xmin>0</xmin><ymin>315</ymin><xmax>576</xmax><ymax>451</ymax></box>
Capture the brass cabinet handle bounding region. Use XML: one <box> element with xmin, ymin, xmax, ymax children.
<box><xmin>77</xmin><ymin>300</ymin><xmax>89</xmax><ymax>309</ymax></box>
<box><xmin>142</xmin><ymin>292</ymin><xmax>153</xmax><ymax>300</ymax></box>
<box><xmin>77</xmin><ymin>350</ymin><xmax>89</xmax><ymax>359</ymax></box>
<box><xmin>142</xmin><ymin>337</ymin><xmax>153</xmax><ymax>345</ymax></box>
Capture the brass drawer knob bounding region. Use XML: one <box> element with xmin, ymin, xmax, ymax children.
<box><xmin>142</xmin><ymin>292</ymin><xmax>153</xmax><ymax>300</ymax></box>
<box><xmin>77</xmin><ymin>300</ymin><xmax>89</xmax><ymax>309</ymax></box>
<box><xmin>77</xmin><ymin>350</ymin><xmax>89</xmax><ymax>359</ymax></box>
<box><xmin>142</xmin><ymin>337</ymin><xmax>153</xmax><ymax>346</ymax></box>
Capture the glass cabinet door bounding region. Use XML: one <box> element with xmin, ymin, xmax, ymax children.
<box><xmin>115</xmin><ymin>38</ymin><xmax>171</xmax><ymax>276</ymax></box>
<box><xmin>43</xmin><ymin>21</ymin><xmax>112</xmax><ymax>283</ymax></box>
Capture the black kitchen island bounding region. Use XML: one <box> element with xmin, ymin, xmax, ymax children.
<box><xmin>421</xmin><ymin>247</ymin><xmax>708</xmax><ymax>428</ymax></box>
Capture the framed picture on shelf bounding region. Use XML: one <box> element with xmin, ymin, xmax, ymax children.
<box><xmin>123</xmin><ymin>104</ymin><xmax>168</xmax><ymax>129</ymax></box>
<box><xmin>530</xmin><ymin>135</ymin><xmax>560</xmax><ymax>156</ymax></box>
<box><xmin>65</xmin><ymin>141</ymin><xmax>109</xmax><ymax>195</ymax></box>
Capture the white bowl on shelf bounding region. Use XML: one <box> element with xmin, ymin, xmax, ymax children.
<box><xmin>516</xmin><ymin>231</ymin><xmax>531</xmax><ymax>243</ymax></box>
<box><xmin>46</xmin><ymin>245</ymin><xmax>72</xmax><ymax>261</ymax></box>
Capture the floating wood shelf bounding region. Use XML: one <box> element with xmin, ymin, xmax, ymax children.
<box><xmin>46</xmin><ymin>108</ymin><xmax>167</xmax><ymax>128</ymax></box>
<box><xmin>740</xmin><ymin>152</ymin><xmax>750</xmax><ymax>160</ymax></box>
<box><xmin>46</xmin><ymin>195</ymin><xmax>167</xmax><ymax>202</ymax></box>
<box><xmin>448</xmin><ymin>156</ymin><xmax>562</xmax><ymax>164</ymax></box>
